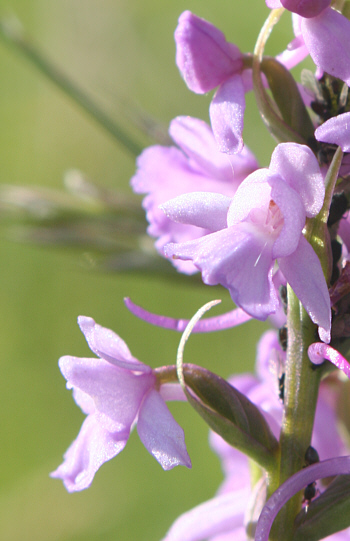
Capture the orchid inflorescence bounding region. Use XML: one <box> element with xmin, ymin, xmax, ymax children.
<box><xmin>52</xmin><ymin>2</ymin><xmax>350</xmax><ymax>540</ymax></box>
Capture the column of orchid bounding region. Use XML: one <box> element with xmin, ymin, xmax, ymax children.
<box><xmin>53</xmin><ymin>2</ymin><xmax>350</xmax><ymax>540</ymax></box>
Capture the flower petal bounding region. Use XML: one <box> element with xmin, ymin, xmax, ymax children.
<box><xmin>209</xmin><ymin>75</ymin><xmax>245</xmax><ymax>154</ymax></box>
<box><xmin>137</xmin><ymin>389</ymin><xmax>191</xmax><ymax>469</ymax></box>
<box><xmin>159</xmin><ymin>383</ymin><xmax>187</xmax><ymax>402</ymax></box>
<box><xmin>160</xmin><ymin>192</ymin><xmax>231</xmax><ymax>232</ymax></box>
<box><xmin>315</xmin><ymin>112</ymin><xmax>350</xmax><ymax>152</ymax></box>
<box><xmin>227</xmin><ymin>169</ymin><xmax>272</xmax><ymax>226</ymax></box>
<box><xmin>161</xmin><ymin>488</ymin><xmax>250</xmax><ymax>541</ymax></box>
<box><xmin>278</xmin><ymin>235</ymin><xmax>331</xmax><ymax>342</ymax></box>
<box><xmin>50</xmin><ymin>412</ymin><xmax>128</xmax><ymax>492</ymax></box>
<box><xmin>266</xmin><ymin>0</ymin><xmax>283</xmax><ymax>7</ymax></box>
<box><xmin>164</xmin><ymin>225</ymin><xmax>279</xmax><ymax>320</ymax></box>
<box><xmin>58</xmin><ymin>355</ymin><xmax>155</xmax><ymax>426</ymax></box>
<box><xmin>124</xmin><ymin>296</ymin><xmax>252</xmax><ymax>332</ymax></box>
<box><xmin>281</xmin><ymin>0</ymin><xmax>331</xmax><ymax>18</ymax></box>
<box><xmin>175</xmin><ymin>11</ymin><xmax>242</xmax><ymax>94</ymax></box>
<box><xmin>78</xmin><ymin>316</ymin><xmax>151</xmax><ymax>373</ymax></box>
<box><xmin>268</xmin><ymin>175</ymin><xmax>305</xmax><ymax>258</ymax></box>
<box><xmin>308</xmin><ymin>343</ymin><xmax>350</xmax><ymax>378</ymax></box>
<box><xmin>301</xmin><ymin>8</ymin><xmax>350</xmax><ymax>85</ymax></box>
<box><xmin>169</xmin><ymin>116</ymin><xmax>234</xmax><ymax>181</ymax></box>
<box><xmin>269</xmin><ymin>143</ymin><xmax>324</xmax><ymax>217</ymax></box>
<box><xmin>255</xmin><ymin>456</ymin><xmax>350</xmax><ymax>541</ymax></box>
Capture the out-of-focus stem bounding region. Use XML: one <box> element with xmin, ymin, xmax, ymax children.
<box><xmin>0</xmin><ymin>18</ymin><xmax>143</xmax><ymax>157</ymax></box>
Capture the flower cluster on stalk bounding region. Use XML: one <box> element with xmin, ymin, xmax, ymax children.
<box><xmin>53</xmin><ymin>2</ymin><xmax>350</xmax><ymax>540</ymax></box>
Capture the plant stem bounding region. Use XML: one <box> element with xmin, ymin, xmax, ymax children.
<box><xmin>270</xmin><ymin>287</ymin><xmax>322</xmax><ymax>540</ymax></box>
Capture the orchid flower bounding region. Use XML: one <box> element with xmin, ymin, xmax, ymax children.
<box><xmin>266</xmin><ymin>0</ymin><xmax>331</xmax><ymax>18</ymax></box>
<box><xmin>131</xmin><ymin>115</ymin><xmax>258</xmax><ymax>274</ymax></box>
<box><xmin>51</xmin><ymin>316</ymin><xmax>191</xmax><ymax>492</ymax></box>
<box><xmin>270</xmin><ymin>5</ymin><xmax>350</xmax><ymax>86</ymax></box>
<box><xmin>175</xmin><ymin>11</ymin><xmax>246</xmax><ymax>154</ymax></box>
<box><xmin>162</xmin><ymin>142</ymin><xmax>331</xmax><ymax>341</ymax></box>
<box><xmin>315</xmin><ymin>112</ymin><xmax>350</xmax><ymax>152</ymax></box>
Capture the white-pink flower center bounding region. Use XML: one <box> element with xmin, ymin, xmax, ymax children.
<box><xmin>247</xmin><ymin>201</ymin><xmax>284</xmax><ymax>240</ymax></box>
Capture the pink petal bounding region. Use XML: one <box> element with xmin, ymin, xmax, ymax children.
<box><xmin>209</xmin><ymin>75</ymin><xmax>245</xmax><ymax>154</ymax></box>
<box><xmin>281</xmin><ymin>0</ymin><xmax>331</xmax><ymax>18</ymax></box>
<box><xmin>255</xmin><ymin>456</ymin><xmax>350</xmax><ymax>541</ymax></box>
<box><xmin>276</xmin><ymin>36</ymin><xmax>309</xmax><ymax>71</ymax></box>
<box><xmin>266</xmin><ymin>0</ymin><xmax>283</xmax><ymax>7</ymax></box>
<box><xmin>227</xmin><ymin>169</ymin><xmax>272</xmax><ymax>227</ymax></box>
<box><xmin>58</xmin><ymin>355</ymin><xmax>155</xmax><ymax>426</ymax></box>
<box><xmin>278</xmin><ymin>235</ymin><xmax>331</xmax><ymax>342</ymax></box>
<box><xmin>169</xmin><ymin>116</ymin><xmax>235</xmax><ymax>181</ymax></box>
<box><xmin>313</xmin><ymin>384</ymin><xmax>347</xmax><ymax>459</ymax></box>
<box><xmin>169</xmin><ymin>116</ymin><xmax>259</xmax><ymax>182</ymax></box>
<box><xmin>269</xmin><ymin>143</ymin><xmax>324</xmax><ymax>217</ymax></box>
<box><xmin>160</xmin><ymin>192</ymin><xmax>231</xmax><ymax>232</ymax></box>
<box><xmin>175</xmin><ymin>11</ymin><xmax>242</xmax><ymax>94</ymax></box>
<box><xmin>137</xmin><ymin>389</ymin><xmax>191</xmax><ymax>469</ymax></box>
<box><xmin>72</xmin><ymin>388</ymin><xmax>95</xmax><ymax>415</ymax></box>
<box><xmin>315</xmin><ymin>112</ymin><xmax>350</xmax><ymax>152</ymax></box>
<box><xmin>78</xmin><ymin>316</ymin><xmax>151</xmax><ymax>373</ymax></box>
<box><xmin>268</xmin><ymin>175</ymin><xmax>305</xmax><ymax>258</ymax></box>
<box><xmin>308</xmin><ymin>342</ymin><xmax>350</xmax><ymax>378</ymax></box>
<box><xmin>164</xmin><ymin>225</ymin><xmax>279</xmax><ymax>320</ymax></box>
<box><xmin>50</xmin><ymin>412</ymin><xmax>128</xmax><ymax>492</ymax></box>
<box><xmin>124</xmin><ymin>297</ymin><xmax>252</xmax><ymax>332</ymax></box>
<box><xmin>302</xmin><ymin>8</ymin><xmax>350</xmax><ymax>85</ymax></box>
<box><xmin>161</xmin><ymin>489</ymin><xmax>250</xmax><ymax>541</ymax></box>
<box><xmin>159</xmin><ymin>383</ymin><xmax>187</xmax><ymax>402</ymax></box>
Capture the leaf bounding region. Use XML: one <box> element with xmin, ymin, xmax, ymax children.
<box><xmin>293</xmin><ymin>475</ymin><xmax>350</xmax><ymax>541</ymax></box>
<box><xmin>261</xmin><ymin>57</ymin><xmax>315</xmax><ymax>145</ymax></box>
<box><xmin>182</xmin><ymin>364</ymin><xmax>279</xmax><ymax>472</ymax></box>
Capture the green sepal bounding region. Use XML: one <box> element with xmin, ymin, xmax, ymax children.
<box><xmin>182</xmin><ymin>364</ymin><xmax>279</xmax><ymax>472</ymax></box>
<box><xmin>260</xmin><ymin>57</ymin><xmax>315</xmax><ymax>145</ymax></box>
<box><xmin>293</xmin><ymin>475</ymin><xmax>350</xmax><ymax>541</ymax></box>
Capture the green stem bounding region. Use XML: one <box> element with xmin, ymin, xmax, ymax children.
<box><xmin>0</xmin><ymin>18</ymin><xmax>143</xmax><ymax>157</ymax></box>
<box><xmin>270</xmin><ymin>288</ymin><xmax>322</xmax><ymax>540</ymax></box>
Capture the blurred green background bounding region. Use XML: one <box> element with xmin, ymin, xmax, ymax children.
<box><xmin>0</xmin><ymin>1</ymin><xmax>293</xmax><ymax>540</ymax></box>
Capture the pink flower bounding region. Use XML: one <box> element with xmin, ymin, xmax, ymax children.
<box><xmin>131</xmin><ymin>115</ymin><xmax>258</xmax><ymax>274</ymax></box>
<box><xmin>315</xmin><ymin>112</ymin><xmax>350</xmax><ymax>152</ymax></box>
<box><xmin>175</xmin><ymin>11</ymin><xmax>246</xmax><ymax>154</ymax></box>
<box><xmin>162</xmin><ymin>330</ymin><xmax>349</xmax><ymax>540</ymax></box>
<box><xmin>266</xmin><ymin>0</ymin><xmax>331</xmax><ymax>18</ymax></box>
<box><xmin>51</xmin><ymin>316</ymin><xmax>191</xmax><ymax>492</ymax></box>
<box><xmin>162</xmin><ymin>143</ymin><xmax>331</xmax><ymax>342</ymax></box>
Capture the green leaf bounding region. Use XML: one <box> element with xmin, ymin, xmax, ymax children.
<box><xmin>293</xmin><ymin>475</ymin><xmax>350</xmax><ymax>541</ymax></box>
<box><xmin>261</xmin><ymin>57</ymin><xmax>315</xmax><ymax>145</ymax></box>
<box><xmin>182</xmin><ymin>364</ymin><xmax>279</xmax><ymax>472</ymax></box>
